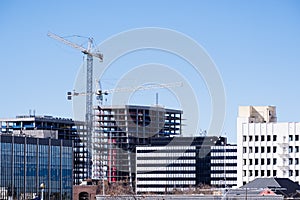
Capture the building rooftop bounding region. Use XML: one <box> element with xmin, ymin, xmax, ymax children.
<box><xmin>241</xmin><ymin>178</ymin><xmax>300</xmax><ymax>198</ymax></box>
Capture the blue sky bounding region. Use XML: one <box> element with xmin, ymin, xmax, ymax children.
<box><xmin>0</xmin><ymin>0</ymin><xmax>300</xmax><ymax>142</ymax></box>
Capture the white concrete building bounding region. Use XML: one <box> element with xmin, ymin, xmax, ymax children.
<box><xmin>237</xmin><ymin>106</ymin><xmax>300</xmax><ymax>187</ymax></box>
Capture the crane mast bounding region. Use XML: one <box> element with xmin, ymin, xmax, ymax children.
<box><xmin>48</xmin><ymin>32</ymin><xmax>103</xmax><ymax>179</ymax></box>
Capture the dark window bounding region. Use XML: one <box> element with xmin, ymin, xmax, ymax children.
<box><xmin>249</xmin><ymin>136</ymin><xmax>253</xmax><ymax>141</ymax></box>
<box><xmin>273</xmin><ymin>146</ymin><xmax>277</xmax><ymax>153</ymax></box>
<box><xmin>255</xmin><ymin>159</ymin><xmax>259</xmax><ymax>165</ymax></box>
<box><xmin>289</xmin><ymin>135</ymin><xmax>293</xmax><ymax>141</ymax></box>
<box><xmin>249</xmin><ymin>170</ymin><xmax>253</xmax><ymax>176</ymax></box>
<box><xmin>296</xmin><ymin>135</ymin><xmax>299</xmax><ymax>141</ymax></box>
<box><xmin>267</xmin><ymin>135</ymin><xmax>271</xmax><ymax>141</ymax></box>
<box><xmin>249</xmin><ymin>147</ymin><xmax>253</xmax><ymax>153</ymax></box>
<box><xmin>267</xmin><ymin>170</ymin><xmax>271</xmax><ymax>176</ymax></box>
<box><xmin>255</xmin><ymin>170</ymin><xmax>259</xmax><ymax>176</ymax></box>
<box><xmin>289</xmin><ymin>158</ymin><xmax>293</xmax><ymax>165</ymax></box>
<box><xmin>267</xmin><ymin>146</ymin><xmax>271</xmax><ymax>153</ymax></box>
<box><xmin>255</xmin><ymin>147</ymin><xmax>259</xmax><ymax>153</ymax></box>
<box><xmin>243</xmin><ymin>136</ymin><xmax>247</xmax><ymax>142</ymax></box>
<box><xmin>273</xmin><ymin>158</ymin><xmax>277</xmax><ymax>165</ymax></box>
<box><xmin>296</xmin><ymin>146</ymin><xmax>299</xmax><ymax>153</ymax></box>
<box><xmin>261</xmin><ymin>159</ymin><xmax>265</xmax><ymax>165</ymax></box>
<box><xmin>296</xmin><ymin>170</ymin><xmax>299</xmax><ymax>176</ymax></box>
<box><xmin>273</xmin><ymin>170</ymin><xmax>277</xmax><ymax>176</ymax></box>
<box><xmin>255</xmin><ymin>135</ymin><xmax>259</xmax><ymax>141</ymax></box>
<box><xmin>267</xmin><ymin>158</ymin><xmax>270</xmax><ymax>165</ymax></box>
<box><xmin>261</xmin><ymin>147</ymin><xmax>265</xmax><ymax>153</ymax></box>
<box><xmin>289</xmin><ymin>146</ymin><xmax>293</xmax><ymax>153</ymax></box>
<box><xmin>249</xmin><ymin>159</ymin><xmax>253</xmax><ymax>165</ymax></box>
<box><xmin>261</xmin><ymin>135</ymin><xmax>265</xmax><ymax>141</ymax></box>
<box><xmin>273</xmin><ymin>135</ymin><xmax>277</xmax><ymax>141</ymax></box>
<box><xmin>261</xmin><ymin>170</ymin><xmax>265</xmax><ymax>176</ymax></box>
<box><xmin>296</xmin><ymin>158</ymin><xmax>299</xmax><ymax>165</ymax></box>
<box><xmin>243</xmin><ymin>147</ymin><xmax>247</xmax><ymax>153</ymax></box>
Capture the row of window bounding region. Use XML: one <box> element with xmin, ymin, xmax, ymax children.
<box><xmin>244</xmin><ymin>158</ymin><xmax>300</xmax><ymax>166</ymax></box>
<box><xmin>243</xmin><ymin>135</ymin><xmax>300</xmax><ymax>142</ymax></box>
<box><xmin>243</xmin><ymin>169</ymin><xmax>300</xmax><ymax>177</ymax></box>
<box><xmin>243</xmin><ymin>146</ymin><xmax>277</xmax><ymax>153</ymax></box>
<box><xmin>243</xmin><ymin>135</ymin><xmax>277</xmax><ymax>142</ymax></box>
<box><xmin>243</xmin><ymin>146</ymin><xmax>300</xmax><ymax>154</ymax></box>
<box><xmin>243</xmin><ymin>170</ymin><xmax>277</xmax><ymax>177</ymax></box>
<box><xmin>243</xmin><ymin>158</ymin><xmax>277</xmax><ymax>165</ymax></box>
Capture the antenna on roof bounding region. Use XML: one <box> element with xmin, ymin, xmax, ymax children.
<box><xmin>156</xmin><ymin>93</ymin><xmax>159</xmax><ymax>105</ymax></box>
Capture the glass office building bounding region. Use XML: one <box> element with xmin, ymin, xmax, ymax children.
<box><xmin>0</xmin><ymin>135</ymin><xmax>73</xmax><ymax>200</ymax></box>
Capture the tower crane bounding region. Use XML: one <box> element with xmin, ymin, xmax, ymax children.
<box><xmin>48</xmin><ymin>32</ymin><xmax>103</xmax><ymax>179</ymax></box>
<box><xmin>67</xmin><ymin>81</ymin><xmax>183</xmax><ymax>105</ymax></box>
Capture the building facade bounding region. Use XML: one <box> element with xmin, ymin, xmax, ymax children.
<box><xmin>210</xmin><ymin>145</ymin><xmax>237</xmax><ymax>188</ymax></box>
<box><xmin>237</xmin><ymin>106</ymin><xmax>300</xmax><ymax>186</ymax></box>
<box><xmin>0</xmin><ymin>115</ymin><xmax>87</xmax><ymax>185</ymax></box>
<box><xmin>135</xmin><ymin>136</ymin><xmax>237</xmax><ymax>193</ymax></box>
<box><xmin>136</xmin><ymin>145</ymin><xmax>196</xmax><ymax>193</ymax></box>
<box><xmin>0</xmin><ymin>135</ymin><xmax>73</xmax><ymax>200</ymax></box>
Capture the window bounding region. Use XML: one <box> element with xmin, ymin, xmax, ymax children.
<box><xmin>289</xmin><ymin>135</ymin><xmax>293</xmax><ymax>141</ymax></box>
<box><xmin>273</xmin><ymin>158</ymin><xmax>277</xmax><ymax>165</ymax></box>
<box><xmin>243</xmin><ymin>147</ymin><xmax>247</xmax><ymax>153</ymax></box>
<box><xmin>249</xmin><ymin>147</ymin><xmax>253</xmax><ymax>153</ymax></box>
<box><xmin>255</xmin><ymin>159</ymin><xmax>259</xmax><ymax>165</ymax></box>
<box><xmin>289</xmin><ymin>170</ymin><xmax>293</xmax><ymax>177</ymax></box>
<box><xmin>255</xmin><ymin>170</ymin><xmax>259</xmax><ymax>176</ymax></box>
<box><xmin>273</xmin><ymin>135</ymin><xmax>277</xmax><ymax>141</ymax></box>
<box><xmin>249</xmin><ymin>159</ymin><xmax>253</xmax><ymax>165</ymax></box>
<box><xmin>296</xmin><ymin>135</ymin><xmax>299</xmax><ymax>141</ymax></box>
<box><xmin>289</xmin><ymin>146</ymin><xmax>293</xmax><ymax>153</ymax></box>
<box><xmin>296</xmin><ymin>158</ymin><xmax>299</xmax><ymax>165</ymax></box>
<box><xmin>255</xmin><ymin>135</ymin><xmax>259</xmax><ymax>141</ymax></box>
<box><xmin>296</xmin><ymin>146</ymin><xmax>299</xmax><ymax>153</ymax></box>
<box><xmin>255</xmin><ymin>147</ymin><xmax>259</xmax><ymax>153</ymax></box>
<box><xmin>267</xmin><ymin>170</ymin><xmax>271</xmax><ymax>176</ymax></box>
<box><xmin>249</xmin><ymin>136</ymin><xmax>253</xmax><ymax>141</ymax></box>
<box><xmin>243</xmin><ymin>170</ymin><xmax>246</xmax><ymax>176</ymax></box>
<box><xmin>296</xmin><ymin>170</ymin><xmax>299</xmax><ymax>176</ymax></box>
<box><xmin>243</xmin><ymin>159</ymin><xmax>247</xmax><ymax>165</ymax></box>
<box><xmin>261</xmin><ymin>159</ymin><xmax>265</xmax><ymax>165</ymax></box>
<box><xmin>261</xmin><ymin>135</ymin><xmax>265</xmax><ymax>141</ymax></box>
<box><xmin>267</xmin><ymin>158</ymin><xmax>271</xmax><ymax>165</ymax></box>
<box><xmin>273</xmin><ymin>146</ymin><xmax>277</xmax><ymax>153</ymax></box>
<box><xmin>267</xmin><ymin>135</ymin><xmax>271</xmax><ymax>141</ymax></box>
<box><xmin>267</xmin><ymin>146</ymin><xmax>271</xmax><ymax>153</ymax></box>
<box><xmin>249</xmin><ymin>170</ymin><xmax>253</xmax><ymax>176</ymax></box>
<box><xmin>261</xmin><ymin>170</ymin><xmax>265</xmax><ymax>176</ymax></box>
<box><xmin>243</xmin><ymin>136</ymin><xmax>247</xmax><ymax>142</ymax></box>
<box><xmin>289</xmin><ymin>158</ymin><xmax>293</xmax><ymax>165</ymax></box>
<box><xmin>273</xmin><ymin>170</ymin><xmax>277</xmax><ymax>177</ymax></box>
<box><xmin>261</xmin><ymin>146</ymin><xmax>265</xmax><ymax>153</ymax></box>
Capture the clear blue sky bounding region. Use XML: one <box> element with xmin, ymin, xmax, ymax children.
<box><xmin>1</xmin><ymin>0</ymin><xmax>300</xmax><ymax>143</ymax></box>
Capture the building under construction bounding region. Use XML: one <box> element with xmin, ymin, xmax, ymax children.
<box><xmin>93</xmin><ymin>105</ymin><xmax>183</xmax><ymax>187</ymax></box>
